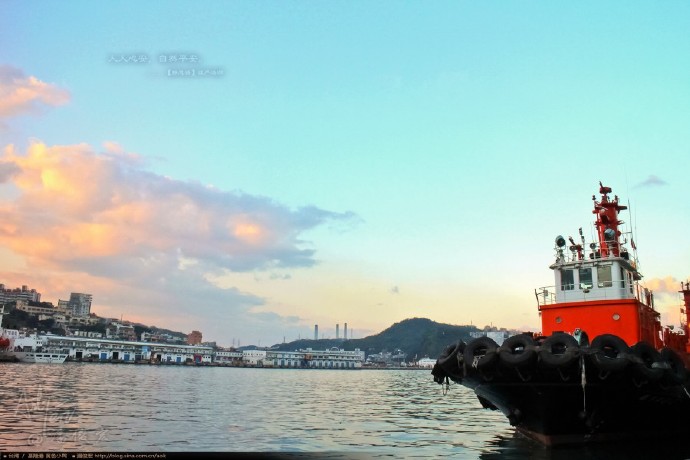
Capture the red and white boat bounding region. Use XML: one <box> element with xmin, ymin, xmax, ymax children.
<box><xmin>433</xmin><ymin>182</ymin><xmax>690</xmax><ymax>446</ymax></box>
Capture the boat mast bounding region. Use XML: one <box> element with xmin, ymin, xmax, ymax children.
<box><xmin>592</xmin><ymin>181</ymin><xmax>628</xmax><ymax>258</ymax></box>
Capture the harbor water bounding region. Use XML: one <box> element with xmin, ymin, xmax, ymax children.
<box><xmin>1</xmin><ymin>363</ymin><xmax>689</xmax><ymax>459</ymax></box>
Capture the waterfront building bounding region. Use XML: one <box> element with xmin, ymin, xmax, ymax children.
<box><xmin>40</xmin><ymin>334</ymin><xmax>214</xmax><ymax>363</ymax></box>
<box><xmin>0</xmin><ymin>284</ymin><xmax>41</xmax><ymax>304</ymax></box>
<box><xmin>417</xmin><ymin>357</ymin><xmax>436</xmax><ymax>368</ymax></box>
<box><xmin>242</xmin><ymin>349</ymin><xmax>268</xmax><ymax>365</ymax></box>
<box><xmin>214</xmin><ymin>349</ymin><xmax>243</xmax><ymax>365</ymax></box>
<box><xmin>266</xmin><ymin>347</ymin><xmax>365</xmax><ymax>369</ymax></box>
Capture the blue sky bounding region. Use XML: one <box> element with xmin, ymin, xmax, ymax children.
<box><xmin>1</xmin><ymin>2</ymin><xmax>689</xmax><ymax>346</ymax></box>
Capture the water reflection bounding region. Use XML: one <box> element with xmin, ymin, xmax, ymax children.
<box><xmin>1</xmin><ymin>364</ymin><xmax>688</xmax><ymax>459</ymax></box>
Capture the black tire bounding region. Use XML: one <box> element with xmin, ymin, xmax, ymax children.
<box><xmin>630</xmin><ymin>342</ymin><xmax>664</xmax><ymax>381</ymax></box>
<box><xmin>463</xmin><ymin>337</ymin><xmax>499</xmax><ymax>371</ymax></box>
<box><xmin>660</xmin><ymin>347</ymin><xmax>687</xmax><ymax>384</ymax></box>
<box><xmin>539</xmin><ymin>332</ymin><xmax>580</xmax><ymax>368</ymax></box>
<box><xmin>590</xmin><ymin>334</ymin><xmax>630</xmax><ymax>373</ymax></box>
<box><xmin>499</xmin><ymin>334</ymin><xmax>537</xmax><ymax>368</ymax></box>
<box><xmin>437</xmin><ymin>340</ymin><xmax>465</xmax><ymax>380</ymax></box>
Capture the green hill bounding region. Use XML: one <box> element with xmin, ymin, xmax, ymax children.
<box><xmin>272</xmin><ymin>317</ymin><xmax>481</xmax><ymax>359</ymax></box>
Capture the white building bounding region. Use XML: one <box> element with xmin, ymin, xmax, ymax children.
<box><xmin>417</xmin><ymin>357</ymin><xmax>437</xmax><ymax>368</ymax></box>
<box><xmin>242</xmin><ymin>349</ymin><xmax>268</xmax><ymax>365</ymax></box>
<box><xmin>39</xmin><ymin>334</ymin><xmax>214</xmax><ymax>364</ymax></box>
<box><xmin>266</xmin><ymin>347</ymin><xmax>365</xmax><ymax>369</ymax></box>
<box><xmin>214</xmin><ymin>349</ymin><xmax>243</xmax><ymax>365</ymax></box>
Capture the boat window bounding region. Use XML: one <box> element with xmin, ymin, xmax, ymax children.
<box><xmin>560</xmin><ymin>269</ymin><xmax>574</xmax><ymax>291</ymax></box>
<box><xmin>597</xmin><ymin>265</ymin><xmax>612</xmax><ymax>287</ymax></box>
<box><xmin>578</xmin><ymin>268</ymin><xmax>593</xmax><ymax>289</ymax></box>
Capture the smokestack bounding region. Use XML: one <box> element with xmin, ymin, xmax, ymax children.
<box><xmin>336</xmin><ymin>324</ymin><xmax>340</xmax><ymax>339</ymax></box>
<box><xmin>344</xmin><ymin>323</ymin><xmax>348</xmax><ymax>340</ymax></box>
<box><xmin>314</xmin><ymin>324</ymin><xmax>318</xmax><ymax>341</ymax></box>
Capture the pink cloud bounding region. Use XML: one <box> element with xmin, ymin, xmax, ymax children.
<box><xmin>645</xmin><ymin>276</ymin><xmax>684</xmax><ymax>296</ymax></box>
<box><xmin>0</xmin><ymin>65</ymin><xmax>71</xmax><ymax>119</ymax></box>
<box><xmin>1</xmin><ymin>141</ymin><xmax>351</xmax><ymax>273</ymax></box>
<box><xmin>0</xmin><ymin>140</ymin><xmax>355</xmax><ymax>342</ymax></box>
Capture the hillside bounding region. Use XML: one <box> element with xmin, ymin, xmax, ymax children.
<box><xmin>271</xmin><ymin>317</ymin><xmax>482</xmax><ymax>359</ymax></box>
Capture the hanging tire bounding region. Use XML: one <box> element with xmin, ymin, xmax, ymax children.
<box><xmin>539</xmin><ymin>332</ymin><xmax>580</xmax><ymax>368</ymax></box>
<box><xmin>660</xmin><ymin>347</ymin><xmax>687</xmax><ymax>384</ymax></box>
<box><xmin>437</xmin><ymin>340</ymin><xmax>465</xmax><ymax>380</ymax></box>
<box><xmin>463</xmin><ymin>337</ymin><xmax>499</xmax><ymax>371</ymax></box>
<box><xmin>499</xmin><ymin>334</ymin><xmax>537</xmax><ymax>368</ymax></box>
<box><xmin>630</xmin><ymin>342</ymin><xmax>664</xmax><ymax>381</ymax></box>
<box><xmin>590</xmin><ymin>334</ymin><xmax>630</xmax><ymax>373</ymax></box>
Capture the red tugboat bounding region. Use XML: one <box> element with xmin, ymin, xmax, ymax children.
<box><xmin>432</xmin><ymin>183</ymin><xmax>690</xmax><ymax>446</ymax></box>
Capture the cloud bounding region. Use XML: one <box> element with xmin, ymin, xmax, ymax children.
<box><xmin>0</xmin><ymin>140</ymin><xmax>357</xmax><ymax>343</ymax></box>
<box><xmin>0</xmin><ymin>161</ymin><xmax>20</xmax><ymax>183</ymax></box>
<box><xmin>645</xmin><ymin>276</ymin><xmax>682</xmax><ymax>296</ymax></box>
<box><xmin>0</xmin><ymin>65</ymin><xmax>70</xmax><ymax>119</ymax></box>
<box><xmin>634</xmin><ymin>175</ymin><xmax>667</xmax><ymax>189</ymax></box>
<box><xmin>1</xmin><ymin>141</ymin><xmax>355</xmax><ymax>272</ymax></box>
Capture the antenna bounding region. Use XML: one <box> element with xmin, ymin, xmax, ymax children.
<box><xmin>624</xmin><ymin>173</ymin><xmax>639</xmax><ymax>260</ymax></box>
<box><xmin>579</xmin><ymin>227</ymin><xmax>585</xmax><ymax>249</ymax></box>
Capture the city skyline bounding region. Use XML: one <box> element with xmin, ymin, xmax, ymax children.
<box><xmin>0</xmin><ymin>280</ymin><xmax>363</xmax><ymax>344</ymax></box>
<box><xmin>1</xmin><ymin>2</ymin><xmax>689</xmax><ymax>346</ymax></box>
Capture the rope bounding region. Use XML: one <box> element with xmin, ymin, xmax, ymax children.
<box><xmin>580</xmin><ymin>355</ymin><xmax>587</xmax><ymax>414</ymax></box>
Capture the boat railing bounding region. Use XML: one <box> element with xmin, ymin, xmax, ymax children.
<box><xmin>535</xmin><ymin>287</ymin><xmax>557</xmax><ymax>306</ymax></box>
<box><xmin>555</xmin><ymin>237</ymin><xmax>639</xmax><ymax>266</ymax></box>
<box><xmin>535</xmin><ymin>280</ymin><xmax>637</xmax><ymax>307</ymax></box>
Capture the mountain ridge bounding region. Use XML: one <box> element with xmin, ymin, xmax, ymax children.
<box><xmin>269</xmin><ymin>317</ymin><xmax>495</xmax><ymax>359</ymax></box>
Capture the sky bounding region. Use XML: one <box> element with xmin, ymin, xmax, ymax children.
<box><xmin>1</xmin><ymin>2</ymin><xmax>689</xmax><ymax>347</ymax></box>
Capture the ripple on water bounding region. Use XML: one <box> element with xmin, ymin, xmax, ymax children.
<box><xmin>3</xmin><ymin>364</ymin><xmax>689</xmax><ymax>459</ymax></box>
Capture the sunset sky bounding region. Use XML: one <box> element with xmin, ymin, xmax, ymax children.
<box><xmin>1</xmin><ymin>2</ymin><xmax>689</xmax><ymax>346</ymax></box>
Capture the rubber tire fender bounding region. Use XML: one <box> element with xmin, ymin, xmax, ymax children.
<box><xmin>630</xmin><ymin>342</ymin><xmax>664</xmax><ymax>381</ymax></box>
<box><xmin>437</xmin><ymin>340</ymin><xmax>465</xmax><ymax>380</ymax></box>
<box><xmin>539</xmin><ymin>332</ymin><xmax>580</xmax><ymax>368</ymax></box>
<box><xmin>660</xmin><ymin>347</ymin><xmax>687</xmax><ymax>384</ymax></box>
<box><xmin>590</xmin><ymin>334</ymin><xmax>630</xmax><ymax>373</ymax></box>
<box><xmin>463</xmin><ymin>337</ymin><xmax>499</xmax><ymax>371</ymax></box>
<box><xmin>499</xmin><ymin>334</ymin><xmax>537</xmax><ymax>368</ymax></box>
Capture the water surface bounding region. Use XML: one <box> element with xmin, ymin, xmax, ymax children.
<box><xmin>0</xmin><ymin>363</ymin><xmax>688</xmax><ymax>459</ymax></box>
